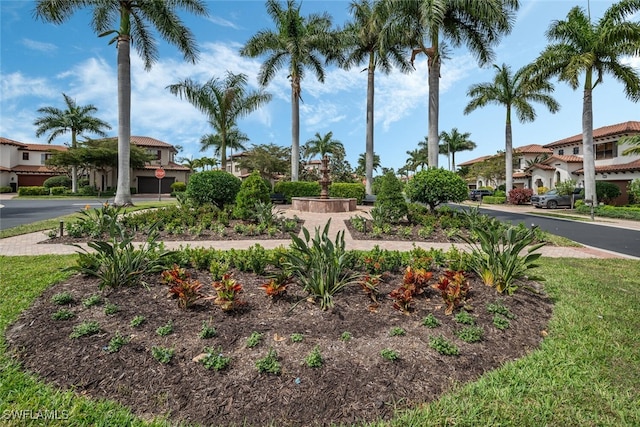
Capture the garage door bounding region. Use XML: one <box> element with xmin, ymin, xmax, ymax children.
<box><xmin>138</xmin><ymin>176</ymin><xmax>175</xmax><ymax>194</ymax></box>
<box><xmin>18</xmin><ymin>175</ymin><xmax>49</xmax><ymax>187</ymax></box>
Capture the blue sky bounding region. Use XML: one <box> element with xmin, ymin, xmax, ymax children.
<box><xmin>1</xmin><ymin>0</ymin><xmax>639</xmax><ymax>173</ymax></box>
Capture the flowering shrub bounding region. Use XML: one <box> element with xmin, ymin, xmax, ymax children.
<box><xmin>508</xmin><ymin>188</ymin><xmax>534</xmax><ymax>205</ymax></box>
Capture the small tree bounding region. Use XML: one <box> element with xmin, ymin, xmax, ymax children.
<box><xmin>405</xmin><ymin>168</ymin><xmax>468</xmax><ymax>211</ymax></box>
<box><xmin>555</xmin><ymin>180</ymin><xmax>576</xmax><ymax>196</ymax></box>
<box><xmin>186</xmin><ymin>171</ymin><xmax>241</xmax><ymax>208</ymax></box>
<box><xmin>596</xmin><ymin>181</ymin><xmax>621</xmax><ymax>205</ymax></box>
<box><xmin>373</xmin><ymin>171</ymin><xmax>407</xmax><ymax>224</ymax></box>
<box><xmin>628</xmin><ymin>179</ymin><xmax>640</xmax><ymax>205</ymax></box>
<box><xmin>234</xmin><ymin>171</ymin><xmax>271</xmax><ymax>220</ymax></box>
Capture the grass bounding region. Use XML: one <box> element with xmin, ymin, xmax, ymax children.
<box><xmin>1</xmin><ymin>256</ymin><xmax>639</xmax><ymax>426</ymax></box>
<box><xmin>0</xmin><ymin>201</ymin><xmax>176</xmax><ymax>239</ymax></box>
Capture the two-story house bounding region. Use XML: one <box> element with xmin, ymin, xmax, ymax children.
<box><xmin>460</xmin><ymin>121</ymin><xmax>640</xmax><ymax>204</ymax></box>
<box><xmin>0</xmin><ymin>136</ymin><xmax>189</xmax><ymax>194</ymax></box>
<box><xmin>526</xmin><ymin>121</ymin><xmax>640</xmax><ymax>204</ymax></box>
<box><xmin>0</xmin><ymin>137</ymin><xmax>67</xmax><ymax>191</ymax></box>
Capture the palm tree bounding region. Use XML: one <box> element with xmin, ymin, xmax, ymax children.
<box><xmin>240</xmin><ymin>0</ymin><xmax>339</xmax><ymax>181</ymax></box>
<box><xmin>167</xmin><ymin>72</ymin><xmax>270</xmax><ymax>171</ymax></box>
<box><xmin>199</xmin><ymin>126</ymin><xmax>249</xmax><ymax>165</ymax></box>
<box><xmin>356</xmin><ymin>152</ymin><xmax>381</xmax><ymax>177</ymax></box>
<box><xmin>405</xmin><ymin>148</ymin><xmax>428</xmax><ymax>172</ymax></box>
<box><xmin>35</xmin><ymin>0</ymin><xmax>208</xmax><ymax>206</ymax></box>
<box><xmin>529</xmin><ymin>1</ymin><xmax>640</xmax><ymax>205</ymax></box>
<box><xmin>389</xmin><ymin>0</ymin><xmax>519</xmax><ymax>168</ymax></box>
<box><xmin>620</xmin><ymin>135</ymin><xmax>640</xmax><ymax>156</ymax></box>
<box><xmin>464</xmin><ymin>63</ymin><xmax>559</xmax><ymax>192</ymax></box>
<box><xmin>438</xmin><ymin>128</ymin><xmax>478</xmax><ymax>172</ymax></box>
<box><xmin>179</xmin><ymin>157</ymin><xmax>199</xmax><ymax>174</ymax></box>
<box><xmin>342</xmin><ymin>0</ymin><xmax>411</xmax><ymax>195</ymax></box>
<box><xmin>34</xmin><ymin>93</ymin><xmax>111</xmax><ymax>193</ymax></box>
<box><xmin>303</xmin><ymin>131</ymin><xmax>345</xmax><ymax>160</ymax></box>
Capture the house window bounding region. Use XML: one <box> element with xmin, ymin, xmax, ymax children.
<box><xmin>573</xmin><ymin>147</ymin><xmax>579</xmax><ymax>155</ymax></box>
<box><xmin>156</xmin><ymin>150</ymin><xmax>162</xmax><ymax>161</ymax></box>
<box><xmin>595</xmin><ymin>141</ymin><xmax>616</xmax><ymax>160</ymax></box>
<box><xmin>558</xmin><ymin>149</ymin><xmax>564</xmax><ymax>155</ymax></box>
<box><xmin>235</xmin><ymin>164</ymin><xmax>241</xmax><ymax>173</ymax></box>
<box><xmin>40</xmin><ymin>153</ymin><xmax>53</xmax><ymax>164</ymax></box>
<box><xmin>22</xmin><ymin>152</ymin><xmax>29</xmax><ymax>160</ymax></box>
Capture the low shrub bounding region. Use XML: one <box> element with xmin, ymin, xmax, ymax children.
<box><xmin>170</xmin><ymin>181</ymin><xmax>186</xmax><ymax>192</ymax></box>
<box><xmin>329</xmin><ymin>183</ymin><xmax>366</xmax><ymax>204</ymax></box>
<box><xmin>273</xmin><ymin>181</ymin><xmax>320</xmax><ymax>202</ymax></box>
<box><xmin>372</xmin><ymin>171</ymin><xmax>407</xmax><ymax>224</ymax></box>
<box><xmin>482</xmin><ymin>196</ymin><xmax>506</xmax><ymax>204</ymax></box>
<box><xmin>18</xmin><ymin>186</ymin><xmax>48</xmax><ymax>196</ymax></box>
<box><xmin>405</xmin><ymin>168</ymin><xmax>468</xmax><ymax>211</ymax></box>
<box><xmin>596</xmin><ymin>181</ymin><xmax>622</xmax><ymax>204</ymax></box>
<box><xmin>49</xmin><ymin>186</ymin><xmax>67</xmax><ymax>195</ymax></box>
<box><xmin>508</xmin><ymin>188</ymin><xmax>533</xmax><ymax>205</ymax></box>
<box><xmin>43</xmin><ymin>175</ymin><xmax>72</xmax><ymax>189</ymax></box>
<box><xmin>235</xmin><ymin>171</ymin><xmax>271</xmax><ymax>220</ymax></box>
<box><xmin>0</xmin><ymin>185</ymin><xmax>12</xmax><ymax>193</ymax></box>
<box><xmin>186</xmin><ymin>171</ymin><xmax>241</xmax><ymax>208</ymax></box>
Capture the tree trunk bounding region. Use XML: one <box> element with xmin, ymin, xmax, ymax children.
<box><xmin>114</xmin><ymin>35</ymin><xmax>132</xmax><ymax>206</ymax></box>
<box><xmin>582</xmin><ymin>73</ymin><xmax>596</xmax><ymax>206</ymax></box>
<box><xmin>365</xmin><ymin>53</ymin><xmax>375</xmax><ymax>195</ymax></box>
<box><xmin>71</xmin><ymin>129</ymin><xmax>78</xmax><ymax>193</ymax></box>
<box><xmin>505</xmin><ymin>107</ymin><xmax>513</xmax><ymax>199</ymax></box>
<box><xmin>291</xmin><ymin>78</ymin><xmax>300</xmax><ymax>182</ymax></box>
<box><xmin>427</xmin><ymin>54</ymin><xmax>440</xmax><ymax>168</ymax></box>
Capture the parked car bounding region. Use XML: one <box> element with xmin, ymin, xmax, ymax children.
<box><xmin>531</xmin><ymin>188</ymin><xmax>584</xmax><ymax>209</ymax></box>
<box><xmin>469</xmin><ymin>189</ymin><xmax>494</xmax><ymax>201</ymax></box>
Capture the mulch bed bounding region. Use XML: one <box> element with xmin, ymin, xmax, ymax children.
<box><xmin>6</xmin><ymin>267</ymin><xmax>553</xmax><ymax>427</ymax></box>
<box><xmin>344</xmin><ymin>219</ymin><xmax>464</xmax><ymax>243</ymax></box>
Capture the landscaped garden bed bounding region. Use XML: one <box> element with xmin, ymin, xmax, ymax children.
<box><xmin>6</xmin><ymin>250</ymin><xmax>552</xmax><ymax>427</ymax></box>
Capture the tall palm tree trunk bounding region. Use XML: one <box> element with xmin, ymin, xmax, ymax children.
<box><xmin>582</xmin><ymin>71</ymin><xmax>596</xmax><ymax>205</ymax></box>
<box><xmin>427</xmin><ymin>55</ymin><xmax>440</xmax><ymax>168</ymax></box>
<box><xmin>291</xmin><ymin>79</ymin><xmax>300</xmax><ymax>182</ymax></box>
<box><xmin>71</xmin><ymin>129</ymin><xmax>78</xmax><ymax>193</ymax></box>
<box><xmin>114</xmin><ymin>34</ymin><xmax>132</xmax><ymax>206</ymax></box>
<box><xmin>365</xmin><ymin>53</ymin><xmax>375</xmax><ymax>195</ymax></box>
<box><xmin>505</xmin><ymin>107</ymin><xmax>513</xmax><ymax>196</ymax></box>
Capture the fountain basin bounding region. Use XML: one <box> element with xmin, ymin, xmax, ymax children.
<box><xmin>291</xmin><ymin>197</ymin><xmax>357</xmax><ymax>213</ymax></box>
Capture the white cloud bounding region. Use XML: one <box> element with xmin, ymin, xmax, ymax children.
<box><xmin>207</xmin><ymin>15</ymin><xmax>241</xmax><ymax>30</ymax></box>
<box><xmin>0</xmin><ymin>72</ymin><xmax>57</xmax><ymax>100</ymax></box>
<box><xmin>21</xmin><ymin>38</ymin><xmax>57</xmax><ymax>53</ymax></box>
<box><xmin>622</xmin><ymin>55</ymin><xmax>640</xmax><ymax>70</ymax></box>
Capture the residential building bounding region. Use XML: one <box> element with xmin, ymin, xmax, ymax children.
<box><xmin>0</xmin><ymin>136</ymin><xmax>189</xmax><ymax>194</ymax></box>
<box><xmin>459</xmin><ymin>121</ymin><xmax>640</xmax><ymax>204</ymax></box>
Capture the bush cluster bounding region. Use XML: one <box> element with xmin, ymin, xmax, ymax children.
<box><xmin>373</xmin><ymin>172</ymin><xmax>407</xmax><ymax>224</ymax></box>
<box><xmin>18</xmin><ymin>186</ymin><xmax>48</xmax><ymax>196</ymax></box>
<box><xmin>234</xmin><ymin>171</ymin><xmax>271</xmax><ymax>220</ymax></box>
<box><xmin>329</xmin><ymin>183</ymin><xmax>365</xmax><ymax>203</ymax></box>
<box><xmin>186</xmin><ymin>171</ymin><xmax>241</xmax><ymax>208</ymax></box>
<box><xmin>273</xmin><ymin>181</ymin><xmax>320</xmax><ymax>202</ymax></box>
<box><xmin>405</xmin><ymin>168</ymin><xmax>468</xmax><ymax>211</ymax></box>
<box><xmin>508</xmin><ymin>188</ymin><xmax>533</xmax><ymax>205</ymax></box>
<box><xmin>43</xmin><ymin>175</ymin><xmax>72</xmax><ymax>189</ymax></box>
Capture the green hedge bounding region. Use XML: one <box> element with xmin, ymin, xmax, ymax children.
<box><xmin>50</xmin><ymin>186</ymin><xmax>67</xmax><ymax>195</ymax></box>
<box><xmin>18</xmin><ymin>186</ymin><xmax>48</xmax><ymax>196</ymax></box>
<box><xmin>482</xmin><ymin>196</ymin><xmax>506</xmax><ymax>204</ymax></box>
<box><xmin>329</xmin><ymin>183</ymin><xmax>365</xmax><ymax>204</ymax></box>
<box><xmin>576</xmin><ymin>204</ymin><xmax>640</xmax><ymax>221</ymax></box>
<box><xmin>273</xmin><ymin>181</ymin><xmax>321</xmax><ymax>203</ymax></box>
<box><xmin>0</xmin><ymin>186</ymin><xmax>12</xmax><ymax>193</ymax></box>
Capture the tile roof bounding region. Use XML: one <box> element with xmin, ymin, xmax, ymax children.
<box><xmin>0</xmin><ymin>137</ymin><xmax>27</xmax><ymax>147</ymax></box>
<box><xmin>139</xmin><ymin>162</ymin><xmax>190</xmax><ymax>171</ymax></box>
<box><xmin>572</xmin><ymin>159</ymin><xmax>640</xmax><ymax>175</ymax></box>
<box><xmin>527</xmin><ymin>162</ymin><xmax>555</xmax><ymax>171</ymax></box>
<box><xmin>514</xmin><ymin>144</ymin><xmax>552</xmax><ymax>154</ymax></box>
<box><xmin>544</xmin><ymin>121</ymin><xmax>640</xmax><ymax>148</ymax></box>
<box><xmin>457</xmin><ymin>155</ymin><xmax>494</xmax><ymax>166</ymax></box>
<box><xmin>544</xmin><ymin>155</ymin><xmax>583</xmax><ymax>164</ymax></box>
<box><xmin>20</xmin><ymin>144</ymin><xmax>67</xmax><ymax>152</ymax></box>
<box><xmin>11</xmin><ymin>165</ymin><xmax>60</xmax><ymax>173</ymax></box>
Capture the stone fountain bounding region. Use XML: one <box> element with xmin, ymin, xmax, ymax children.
<box><xmin>291</xmin><ymin>155</ymin><xmax>357</xmax><ymax>213</ymax></box>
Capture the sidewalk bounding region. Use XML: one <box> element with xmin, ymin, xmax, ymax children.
<box><xmin>1</xmin><ymin>204</ymin><xmax>636</xmax><ymax>259</ymax></box>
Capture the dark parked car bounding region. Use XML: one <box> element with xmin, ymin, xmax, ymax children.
<box><xmin>531</xmin><ymin>188</ymin><xmax>584</xmax><ymax>209</ymax></box>
<box><xmin>469</xmin><ymin>189</ymin><xmax>494</xmax><ymax>201</ymax></box>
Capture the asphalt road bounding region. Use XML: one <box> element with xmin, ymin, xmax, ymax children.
<box><xmin>475</xmin><ymin>207</ymin><xmax>640</xmax><ymax>258</ymax></box>
<box><xmin>0</xmin><ymin>197</ymin><xmax>161</xmax><ymax>230</ymax></box>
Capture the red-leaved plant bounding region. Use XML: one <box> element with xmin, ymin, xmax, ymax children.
<box><xmin>168</xmin><ymin>279</ymin><xmax>204</xmax><ymax>309</ymax></box>
<box><xmin>208</xmin><ymin>273</ymin><xmax>245</xmax><ymax>311</ymax></box>
<box><xmin>359</xmin><ymin>273</ymin><xmax>380</xmax><ymax>303</ymax></box>
<box><xmin>432</xmin><ymin>270</ymin><xmax>470</xmax><ymax>315</ymax></box>
<box><xmin>259</xmin><ymin>271</ymin><xmax>294</xmax><ymax>299</ymax></box>
<box><xmin>389</xmin><ymin>266</ymin><xmax>434</xmax><ymax>313</ymax></box>
<box><xmin>162</xmin><ymin>265</ymin><xmax>203</xmax><ymax>309</ymax></box>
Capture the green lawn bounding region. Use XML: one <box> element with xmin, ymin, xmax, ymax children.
<box><xmin>1</xmin><ymin>256</ymin><xmax>639</xmax><ymax>426</ymax></box>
